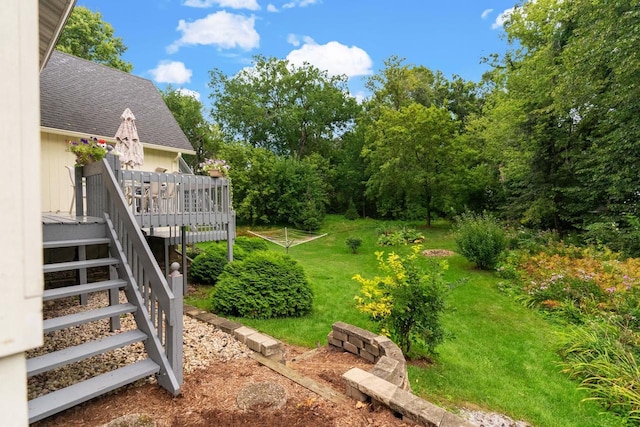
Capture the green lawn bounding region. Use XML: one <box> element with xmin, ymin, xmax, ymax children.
<box><xmin>187</xmin><ymin>215</ymin><xmax>623</xmax><ymax>426</ymax></box>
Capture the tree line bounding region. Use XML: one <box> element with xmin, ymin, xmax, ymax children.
<box><xmin>59</xmin><ymin>2</ymin><xmax>640</xmax><ymax>254</ymax></box>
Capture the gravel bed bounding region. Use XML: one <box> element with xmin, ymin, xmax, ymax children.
<box><xmin>27</xmin><ymin>292</ymin><xmax>250</xmax><ymax>400</ymax></box>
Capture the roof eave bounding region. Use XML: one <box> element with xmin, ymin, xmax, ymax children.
<box><xmin>39</xmin><ymin>0</ymin><xmax>77</xmax><ymax>72</ymax></box>
<box><xmin>40</xmin><ymin>126</ymin><xmax>196</xmax><ymax>155</ymax></box>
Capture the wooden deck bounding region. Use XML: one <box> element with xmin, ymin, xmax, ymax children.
<box><xmin>42</xmin><ymin>213</ymin><xmax>104</xmax><ymax>225</ymax></box>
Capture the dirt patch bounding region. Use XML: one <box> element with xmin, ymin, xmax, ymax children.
<box><xmin>421</xmin><ymin>249</ymin><xmax>455</xmax><ymax>257</ymax></box>
<box><xmin>32</xmin><ymin>346</ymin><xmax>414</xmax><ymax>427</ymax></box>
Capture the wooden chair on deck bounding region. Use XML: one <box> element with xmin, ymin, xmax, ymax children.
<box><xmin>65</xmin><ymin>166</ymin><xmax>75</xmax><ymax>215</ymax></box>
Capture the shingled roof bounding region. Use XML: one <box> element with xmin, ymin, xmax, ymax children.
<box><xmin>41</xmin><ymin>51</ymin><xmax>193</xmax><ymax>153</ymax></box>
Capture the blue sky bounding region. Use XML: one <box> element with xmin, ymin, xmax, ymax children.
<box><xmin>76</xmin><ymin>0</ymin><xmax>517</xmax><ymax>103</ymax></box>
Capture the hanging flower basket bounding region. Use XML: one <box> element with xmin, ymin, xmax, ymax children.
<box><xmin>199</xmin><ymin>158</ymin><xmax>230</xmax><ymax>178</ymax></box>
<box><xmin>67</xmin><ymin>137</ymin><xmax>109</xmax><ymax>166</ymax></box>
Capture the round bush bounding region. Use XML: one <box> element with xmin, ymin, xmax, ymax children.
<box><xmin>189</xmin><ymin>246</ymin><xmax>229</xmax><ymax>285</ymax></box>
<box><xmin>234</xmin><ymin>236</ymin><xmax>269</xmax><ymax>255</ymax></box>
<box><xmin>454</xmin><ymin>212</ymin><xmax>506</xmax><ymax>270</ymax></box>
<box><xmin>211</xmin><ymin>252</ymin><xmax>313</xmax><ymax>319</ymax></box>
<box><xmin>344</xmin><ymin>200</ymin><xmax>359</xmax><ymax>220</ymax></box>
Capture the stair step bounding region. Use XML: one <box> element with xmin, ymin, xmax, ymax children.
<box><xmin>43</xmin><ymin>279</ymin><xmax>127</xmax><ymax>301</ymax></box>
<box><xmin>28</xmin><ymin>359</ymin><xmax>160</xmax><ymax>423</ymax></box>
<box><xmin>44</xmin><ymin>303</ymin><xmax>137</xmax><ymax>334</ymax></box>
<box><xmin>43</xmin><ymin>257</ymin><xmax>120</xmax><ymax>273</ymax></box>
<box><xmin>27</xmin><ymin>330</ymin><xmax>148</xmax><ymax>377</ymax></box>
<box><xmin>43</xmin><ymin>237</ymin><xmax>111</xmax><ymax>249</ymax></box>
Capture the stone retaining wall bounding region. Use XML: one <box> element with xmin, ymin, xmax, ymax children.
<box><xmin>327</xmin><ymin>321</ymin><xmax>410</xmax><ymax>390</ymax></box>
<box><xmin>184</xmin><ymin>306</ymin><xmax>284</xmax><ymax>361</ymax></box>
<box><xmin>183</xmin><ymin>308</ymin><xmax>473</xmax><ymax>427</ymax></box>
<box><xmin>328</xmin><ymin>322</ymin><xmax>474</xmax><ymax>427</ymax></box>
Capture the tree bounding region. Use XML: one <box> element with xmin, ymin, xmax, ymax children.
<box><xmin>208</xmin><ymin>55</ymin><xmax>360</xmax><ymax>160</ymax></box>
<box><xmin>215</xmin><ymin>144</ymin><xmax>328</xmax><ymax>229</ymax></box>
<box><xmin>329</xmin><ymin>125</ymin><xmax>371</xmax><ymax>216</ymax></box>
<box><xmin>56</xmin><ymin>6</ymin><xmax>133</xmax><ymax>72</ymax></box>
<box><xmin>363</xmin><ymin>103</ymin><xmax>458</xmax><ymax>226</ymax></box>
<box><xmin>354</xmin><ymin>246</ymin><xmax>450</xmax><ymax>356</ymax></box>
<box><xmin>217</xmin><ymin>144</ymin><xmax>278</xmax><ymax>225</ymax></box>
<box><xmin>161</xmin><ymin>86</ymin><xmax>222</xmax><ymax>170</ymax></box>
<box><xmin>481</xmin><ymin>0</ymin><xmax>640</xmax><ymax>232</ymax></box>
<box><xmin>359</xmin><ymin>57</ymin><xmax>490</xmax><ymax>221</ymax></box>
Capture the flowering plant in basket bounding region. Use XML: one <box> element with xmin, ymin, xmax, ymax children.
<box><xmin>199</xmin><ymin>158</ymin><xmax>230</xmax><ymax>177</ymax></box>
<box><xmin>67</xmin><ymin>137</ymin><xmax>109</xmax><ymax>166</ymax></box>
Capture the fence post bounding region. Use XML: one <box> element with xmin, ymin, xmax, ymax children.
<box><xmin>167</xmin><ymin>262</ymin><xmax>184</xmax><ymax>386</ymax></box>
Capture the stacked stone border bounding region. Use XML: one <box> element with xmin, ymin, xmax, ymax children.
<box><xmin>182</xmin><ymin>308</ymin><xmax>473</xmax><ymax>427</ymax></box>
<box><xmin>183</xmin><ymin>305</ymin><xmax>284</xmax><ymax>360</ymax></box>
<box><xmin>329</xmin><ymin>322</ymin><xmax>474</xmax><ymax>427</ymax></box>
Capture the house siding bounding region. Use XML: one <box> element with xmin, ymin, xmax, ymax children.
<box><xmin>1</xmin><ymin>0</ymin><xmax>45</xmax><ymax>424</ymax></box>
<box><xmin>41</xmin><ymin>130</ymin><xmax>183</xmax><ymax>213</ymax></box>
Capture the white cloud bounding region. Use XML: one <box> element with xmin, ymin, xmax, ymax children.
<box><xmin>149</xmin><ymin>61</ymin><xmax>193</xmax><ymax>84</ymax></box>
<box><xmin>283</xmin><ymin>0</ymin><xmax>319</xmax><ymax>9</ymax></box>
<box><xmin>176</xmin><ymin>88</ymin><xmax>201</xmax><ymax>100</ymax></box>
<box><xmin>267</xmin><ymin>4</ymin><xmax>278</xmax><ymax>12</ymax></box>
<box><xmin>352</xmin><ymin>91</ymin><xmax>367</xmax><ymax>104</ymax></box>
<box><xmin>286</xmin><ymin>38</ymin><xmax>373</xmax><ymax>78</ymax></box>
<box><xmin>183</xmin><ymin>0</ymin><xmax>260</xmax><ymax>10</ymax></box>
<box><xmin>492</xmin><ymin>7</ymin><xmax>514</xmax><ymax>29</ymax></box>
<box><xmin>167</xmin><ymin>11</ymin><xmax>259</xmax><ymax>53</ymax></box>
<box><xmin>287</xmin><ymin>34</ymin><xmax>300</xmax><ymax>47</ymax></box>
<box><xmin>481</xmin><ymin>8</ymin><xmax>493</xmax><ymax>19</ymax></box>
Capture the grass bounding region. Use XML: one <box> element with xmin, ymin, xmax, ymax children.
<box><xmin>186</xmin><ymin>214</ymin><xmax>624</xmax><ymax>426</ymax></box>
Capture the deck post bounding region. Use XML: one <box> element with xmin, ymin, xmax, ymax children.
<box><xmin>227</xmin><ymin>224</ymin><xmax>233</xmax><ymax>262</ymax></box>
<box><xmin>181</xmin><ymin>226</ymin><xmax>187</xmax><ymax>295</ymax></box>
<box><xmin>167</xmin><ymin>262</ymin><xmax>183</xmax><ymax>386</ymax></box>
<box><xmin>74</xmin><ymin>166</ymin><xmax>84</xmax><ymax>216</ymax></box>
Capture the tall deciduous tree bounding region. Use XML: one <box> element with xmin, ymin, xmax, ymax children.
<box><xmin>363</xmin><ymin>103</ymin><xmax>458</xmax><ymax>226</ymax></box>
<box><xmin>361</xmin><ymin>56</ymin><xmax>488</xmax><ymax>222</ymax></box>
<box><xmin>56</xmin><ymin>6</ymin><xmax>133</xmax><ymax>72</ymax></box>
<box><xmin>208</xmin><ymin>55</ymin><xmax>360</xmax><ymax>160</ymax></box>
<box><xmin>161</xmin><ymin>86</ymin><xmax>222</xmax><ymax>170</ymax></box>
<box><xmin>483</xmin><ymin>0</ymin><xmax>640</xmax><ymax>231</ymax></box>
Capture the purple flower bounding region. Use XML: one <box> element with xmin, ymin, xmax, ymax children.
<box><xmin>606</xmin><ymin>286</ymin><xmax>616</xmax><ymax>294</ymax></box>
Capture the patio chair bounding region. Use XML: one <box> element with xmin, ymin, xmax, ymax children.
<box><xmin>65</xmin><ymin>165</ymin><xmax>75</xmax><ymax>214</ymax></box>
<box><xmin>150</xmin><ymin>180</ymin><xmax>177</xmax><ymax>213</ymax></box>
<box><xmin>125</xmin><ymin>180</ymin><xmax>148</xmax><ymax>213</ymax></box>
<box><xmin>161</xmin><ymin>181</ymin><xmax>177</xmax><ymax>213</ymax></box>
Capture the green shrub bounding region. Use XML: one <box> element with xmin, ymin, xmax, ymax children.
<box><xmin>583</xmin><ymin>215</ymin><xmax>640</xmax><ymax>258</ymax></box>
<box><xmin>504</xmin><ymin>227</ymin><xmax>560</xmax><ymax>253</ymax></box>
<box><xmin>185</xmin><ymin>244</ymin><xmax>203</xmax><ymax>260</ymax></box>
<box><xmin>189</xmin><ymin>246</ymin><xmax>229</xmax><ymax>285</ymax></box>
<box><xmin>454</xmin><ymin>212</ymin><xmax>506</xmax><ymax>269</ymax></box>
<box><xmin>345</xmin><ymin>237</ymin><xmax>362</xmax><ymax>254</ymax></box>
<box><xmin>377</xmin><ymin>225</ymin><xmax>425</xmax><ymax>246</ymax></box>
<box><xmin>354</xmin><ymin>246</ymin><xmax>450</xmax><ymax>356</ymax></box>
<box><xmin>211</xmin><ymin>251</ymin><xmax>313</xmax><ymax>319</ymax></box>
<box><xmin>344</xmin><ymin>200</ymin><xmax>359</xmax><ymax>220</ymax></box>
<box><xmin>234</xmin><ymin>236</ymin><xmax>269</xmax><ymax>254</ymax></box>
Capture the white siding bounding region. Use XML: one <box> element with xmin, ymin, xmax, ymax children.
<box><xmin>0</xmin><ymin>0</ymin><xmax>42</xmax><ymax>424</ymax></box>
<box><xmin>41</xmin><ymin>131</ymin><xmax>182</xmax><ymax>213</ymax></box>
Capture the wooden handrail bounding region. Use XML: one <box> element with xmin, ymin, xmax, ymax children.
<box><xmin>81</xmin><ymin>157</ymin><xmax>182</xmax><ymax>395</ymax></box>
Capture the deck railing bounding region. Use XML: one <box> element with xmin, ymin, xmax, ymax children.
<box><xmin>75</xmin><ymin>155</ymin><xmax>235</xmax><ymax>246</ymax></box>
<box><xmin>79</xmin><ymin>157</ymin><xmax>182</xmax><ymax>394</ymax></box>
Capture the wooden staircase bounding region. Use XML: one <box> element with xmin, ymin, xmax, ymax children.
<box><xmin>31</xmin><ymin>217</ymin><xmax>182</xmax><ymax>423</ymax></box>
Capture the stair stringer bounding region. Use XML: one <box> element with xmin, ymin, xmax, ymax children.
<box><xmin>103</xmin><ymin>215</ymin><xmax>181</xmax><ymax>395</ymax></box>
